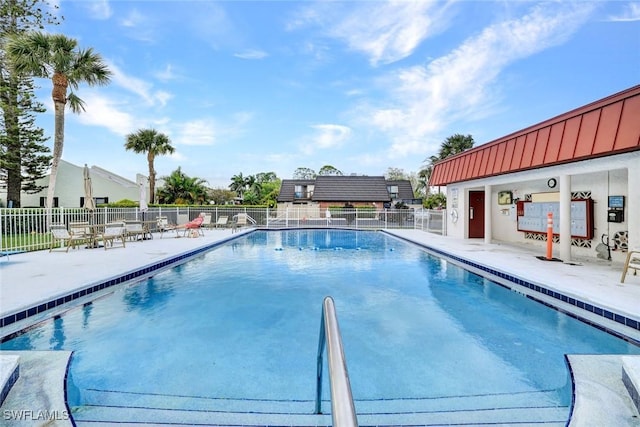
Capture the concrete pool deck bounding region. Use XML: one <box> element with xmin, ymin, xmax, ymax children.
<box><xmin>0</xmin><ymin>227</ymin><xmax>639</xmax><ymax>425</ymax></box>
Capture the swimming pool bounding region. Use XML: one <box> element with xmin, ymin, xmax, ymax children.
<box><xmin>2</xmin><ymin>229</ymin><xmax>639</xmax><ymax>425</ymax></box>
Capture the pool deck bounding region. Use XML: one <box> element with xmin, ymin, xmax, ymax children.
<box><xmin>1</xmin><ymin>227</ymin><xmax>639</xmax><ymax>426</ymax></box>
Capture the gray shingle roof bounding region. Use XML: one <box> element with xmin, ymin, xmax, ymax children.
<box><xmin>277</xmin><ymin>179</ymin><xmax>315</xmax><ymax>202</ymax></box>
<box><xmin>312</xmin><ymin>176</ymin><xmax>391</xmax><ymax>202</ymax></box>
<box><xmin>386</xmin><ymin>180</ymin><xmax>415</xmax><ymax>200</ymax></box>
<box><xmin>278</xmin><ymin>176</ymin><xmax>415</xmax><ymax>203</ymax></box>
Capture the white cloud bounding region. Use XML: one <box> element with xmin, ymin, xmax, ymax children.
<box><xmin>119</xmin><ymin>9</ymin><xmax>156</xmax><ymax>42</ymax></box>
<box><xmin>175</xmin><ymin>120</ymin><xmax>217</xmax><ymax>146</ymax></box>
<box><xmin>84</xmin><ymin>0</ymin><xmax>112</xmax><ymax>20</ymax></box>
<box><xmin>154</xmin><ymin>64</ymin><xmax>178</xmax><ymax>82</ymax></box>
<box><xmin>300</xmin><ymin>124</ymin><xmax>352</xmax><ymax>155</ymax></box>
<box><xmin>357</xmin><ymin>2</ymin><xmax>595</xmax><ymax>157</ymax></box>
<box><xmin>607</xmin><ymin>2</ymin><xmax>640</xmax><ymax>22</ymax></box>
<box><xmin>292</xmin><ymin>1</ymin><xmax>452</xmax><ymax>66</ymax></box>
<box><xmin>75</xmin><ymin>93</ymin><xmax>135</xmax><ymax>136</ymax></box>
<box><xmin>233</xmin><ymin>49</ymin><xmax>269</xmax><ymax>60</ymax></box>
<box><xmin>107</xmin><ymin>62</ymin><xmax>172</xmax><ymax>107</ymax></box>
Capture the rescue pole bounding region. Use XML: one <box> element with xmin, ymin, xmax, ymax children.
<box><xmin>546</xmin><ymin>212</ymin><xmax>553</xmax><ymax>260</ymax></box>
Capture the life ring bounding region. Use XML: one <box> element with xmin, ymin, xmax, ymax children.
<box><xmin>450</xmin><ymin>209</ymin><xmax>459</xmax><ymax>223</ymax></box>
<box><xmin>613</xmin><ymin>231</ymin><xmax>628</xmax><ymax>251</ymax></box>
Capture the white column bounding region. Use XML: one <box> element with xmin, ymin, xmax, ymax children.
<box><xmin>484</xmin><ymin>184</ymin><xmax>492</xmax><ymax>244</ymax></box>
<box><xmin>559</xmin><ymin>174</ymin><xmax>572</xmax><ymax>261</ymax></box>
<box><xmin>628</xmin><ymin>165</ymin><xmax>640</xmax><ymax>249</ymax></box>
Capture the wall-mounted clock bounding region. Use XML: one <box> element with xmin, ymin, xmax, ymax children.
<box><xmin>547</xmin><ymin>178</ymin><xmax>557</xmax><ymax>188</ymax></box>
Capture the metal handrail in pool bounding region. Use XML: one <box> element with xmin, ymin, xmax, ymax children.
<box><xmin>315</xmin><ymin>296</ymin><xmax>358</xmax><ymax>426</ymax></box>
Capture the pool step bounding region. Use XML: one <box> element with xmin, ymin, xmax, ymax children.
<box><xmin>71</xmin><ymin>388</ymin><xmax>568</xmax><ymax>426</ymax></box>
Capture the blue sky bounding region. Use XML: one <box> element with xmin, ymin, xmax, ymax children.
<box><xmin>36</xmin><ymin>1</ymin><xmax>640</xmax><ymax>188</ymax></box>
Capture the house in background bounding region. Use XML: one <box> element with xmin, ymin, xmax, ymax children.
<box><xmin>1</xmin><ymin>159</ymin><xmax>149</xmax><ymax>208</ymax></box>
<box><xmin>277</xmin><ymin>175</ymin><xmax>419</xmax><ymax>218</ymax></box>
<box><xmin>429</xmin><ymin>84</ymin><xmax>640</xmax><ymax>264</ymax></box>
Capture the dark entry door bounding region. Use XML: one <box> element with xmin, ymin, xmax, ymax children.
<box><xmin>468</xmin><ymin>191</ymin><xmax>485</xmax><ymax>238</ymax></box>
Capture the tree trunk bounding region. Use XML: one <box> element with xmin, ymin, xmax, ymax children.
<box><xmin>3</xmin><ymin>75</ymin><xmax>22</xmax><ymax>207</ymax></box>
<box><xmin>46</xmin><ymin>99</ymin><xmax>65</xmax><ymax>209</ymax></box>
<box><xmin>147</xmin><ymin>153</ymin><xmax>155</xmax><ymax>204</ymax></box>
<box><xmin>46</xmin><ymin>73</ymin><xmax>67</xmax><ymax>211</ymax></box>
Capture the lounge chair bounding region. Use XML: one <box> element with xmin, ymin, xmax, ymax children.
<box><xmin>50</xmin><ymin>224</ymin><xmax>89</xmax><ymax>252</ymax></box>
<box><xmin>621</xmin><ymin>248</ymin><xmax>640</xmax><ymax>283</ymax></box>
<box><xmin>199</xmin><ymin>213</ymin><xmax>212</xmax><ymax>235</ymax></box>
<box><xmin>69</xmin><ymin>221</ymin><xmax>92</xmax><ymax>240</ymax></box>
<box><xmin>214</xmin><ymin>215</ymin><xmax>229</xmax><ymax>228</ymax></box>
<box><xmin>156</xmin><ymin>216</ymin><xmax>177</xmax><ymax>239</ymax></box>
<box><xmin>181</xmin><ymin>213</ymin><xmax>206</xmax><ymax>237</ymax></box>
<box><xmin>124</xmin><ymin>220</ymin><xmax>148</xmax><ymax>241</ymax></box>
<box><xmin>231</xmin><ymin>213</ymin><xmax>249</xmax><ymax>233</ymax></box>
<box><xmin>96</xmin><ymin>222</ymin><xmax>127</xmax><ymax>250</ymax></box>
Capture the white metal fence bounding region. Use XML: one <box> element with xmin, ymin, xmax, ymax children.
<box><xmin>0</xmin><ymin>207</ymin><xmax>445</xmax><ymax>253</ymax></box>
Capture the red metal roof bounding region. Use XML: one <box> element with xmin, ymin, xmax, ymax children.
<box><xmin>429</xmin><ymin>85</ymin><xmax>640</xmax><ymax>186</ymax></box>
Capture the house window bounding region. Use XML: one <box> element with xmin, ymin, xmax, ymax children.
<box><xmin>388</xmin><ymin>185</ymin><xmax>399</xmax><ymax>199</ymax></box>
<box><xmin>39</xmin><ymin>197</ymin><xmax>59</xmax><ymax>207</ymax></box>
<box><xmin>295</xmin><ymin>186</ymin><xmax>313</xmax><ymax>199</ymax></box>
<box><xmin>80</xmin><ymin>197</ymin><xmax>108</xmax><ymax>207</ymax></box>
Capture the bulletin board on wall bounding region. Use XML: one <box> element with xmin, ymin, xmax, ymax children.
<box><xmin>516</xmin><ymin>199</ymin><xmax>594</xmax><ymax>239</ymax></box>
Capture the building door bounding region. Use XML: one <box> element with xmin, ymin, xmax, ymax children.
<box><xmin>468</xmin><ymin>191</ymin><xmax>485</xmax><ymax>238</ymax></box>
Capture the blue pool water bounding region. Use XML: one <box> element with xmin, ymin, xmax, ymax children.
<box><xmin>2</xmin><ymin>230</ymin><xmax>639</xmax><ymax>422</ymax></box>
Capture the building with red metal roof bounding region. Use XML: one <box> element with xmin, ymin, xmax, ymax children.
<box><xmin>429</xmin><ymin>85</ymin><xmax>640</xmax><ymax>264</ymax></box>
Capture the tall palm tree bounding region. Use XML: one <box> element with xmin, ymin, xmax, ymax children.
<box><xmin>124</xmin><ymin>128</ymin><xmax>175</xmax><ymax>204</ymax></box>
<box><xmin>7</xmin><ymin>32</ymin><xmax>111</xmax><ymax>209</ymax></box>
<box><xmin>421</xmin><ymin>133</ymin><xmax>475</xmax><ymax>187</ymax></box>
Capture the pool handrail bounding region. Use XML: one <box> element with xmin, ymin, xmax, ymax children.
<box><xmin>315</xmin><ymin>296</ymin><xmax>358</xmax><ymax>426</ymax></box>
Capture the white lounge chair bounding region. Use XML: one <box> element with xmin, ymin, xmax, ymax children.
<box><xmin>96</xmin><ymin>222</ymin><xmax>126</xmax><ymax>250</ymax></box>
<box><xmin>124</xmin><ymin>220</ymin><xmax>147</xmax><ymax>241</ymax></box>
<box><xmin>214</xmin><ymin>216</ymin><xmax>229</xmax><ymax>228</ymax></box>
<box><xmin>621</xmin><ymin>248</ymin><xmax>640</xmax><ymax>283</ymax></box>
<box><xmin>156</xmin><ymin>216</ymin><xmax>177</xmax><ymax>239</ymax></box>
<box><xmin>50</xmin><ymin>224</ymin><xmax>89</xmax><ymax>252</ymax></box>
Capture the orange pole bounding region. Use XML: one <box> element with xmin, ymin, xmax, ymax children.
<box><xmin>546</xmin><ymin>212</ymin><xmax>553</xmax><ymax>260</ymax></box>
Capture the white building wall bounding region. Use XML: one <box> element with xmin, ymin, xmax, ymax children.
<box><xmin>445</xmin><ymin>151</ymin><xmax>638</xmax><ymax>263</ymax></box>
<box><xmin>16</xmin><ymin>160</ymin><xmax>145</xmax><ymax>208</ymax></box>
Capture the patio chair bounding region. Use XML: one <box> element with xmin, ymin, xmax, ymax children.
<box><xmin>179</xmin><ymin>213</ymin><xmax>206</xmax><ymax>237</ymax></box>
<box><xmin>157</xmin><ymin>216</ymin><xmax>177</xmax><ymax>239</ymax></box>
<box><xmin>199</xmin><ymin>213</ymin><xmax>212</xmax><ymax>235</ymax></box>
<box><xmin>124</xmin><ymin>220</ymin><xmax>147</xmax><ymax>241</ymax></box>
<box><xmin>621</xmin><ymin>248</ymin><xmax>640</xmax><ymax>283</ymax></box>
<box><xmin>96</xmin><ymin>221</ymin><xmax>127</xmax><ymax>250</ymax></box>
<box><xmin>231</xmin><ymin>213</ymin><xmax>248</xmax><ymax>233</ymax></box>
<box><xmin>214</xmin><ymin>216</ymin><xmax>229</xmax><ymax>228</ymax></box>
<box><xmin>69</xmin><ymin>221</ymin><xmax>92</xmax><ymax>240</ymax></box>
<box><xmin>50</xmin><ymin>224</ymin><xmax>88</xmax><ymax>252</ymax></box>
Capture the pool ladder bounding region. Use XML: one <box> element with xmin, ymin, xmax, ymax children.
<box><xmin>315</xmin><ymin>296</ymin><xmax>359</xmax><ymax>426</ymax></box>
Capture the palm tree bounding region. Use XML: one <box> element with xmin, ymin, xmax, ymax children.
<box><xmin>125</xmin><ymin>128</ymin><xmax>175</xmax><ymax>204</ymax></box>
<box><xmin>7</xmin><ymin>32</ymin><xmax>111</xmax><ymax>209</ymax></box>
<box><xmin>229</xmin><ymin>173</ymin><xmax>246</xmax><ymax>199</ymax></box>
<box><xmin>421</xmin><ymin>134</ymin><xmax>474</xmax><ymax>186</ymax></box>
<box><xmin>156</xmin><ymin>167</ymin><xmax>208</xmax><ymax>205</ymax></box>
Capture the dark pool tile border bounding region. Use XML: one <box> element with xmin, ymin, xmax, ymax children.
<box><xmin>622</xmin><ymin>363</ymin><xmax>640</xmax><ymax>414</ymax></box>
<box><xmin>0</xmin><ymin>359</ymin><xmax>19</xmax><ymax>407</ymax></box>
<box><xmin>387</xmin><ymin>232</ymin><xmax>640</xmax><ymax>346</ymax></box>
<box><xmin>0</xmin><ymin>233</ymin><xmax>246</xmax><ymax>334</ymax></box>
